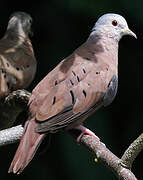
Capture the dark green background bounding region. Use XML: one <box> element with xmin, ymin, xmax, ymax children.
<box><xmin>0</xmin><ymin>0</ymin><xmax>143</xmax><ymax>179</ymax></box>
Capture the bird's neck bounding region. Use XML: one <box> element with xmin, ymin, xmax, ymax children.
<box><xmin>83</xmin><ymin>33</ymin><xmax>119</xmax><ymax>73</ymax></box>
<box><xmin>4</xmin><ymin>20</ymin><xmax>27</xmax><ymax>44</ymax></box>
<box><xmin>87</xmin><ymin>33</ymin><xmax>118</xmax><ymax>60</ymax></box>
<box><xmin>87</xmin><ymin>31</ymin><xmax>118</xmax><ymax>47</ymax></box>
<box><xmin>3</xmin><ymin>27</ymin><xmax>28</xmax><ymax>49</ymax></box>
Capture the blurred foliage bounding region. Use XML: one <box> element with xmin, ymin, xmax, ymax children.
<box><xmin>0</xmin><ymin>0</ymin><xmax>143</xmax><ymax>179</ymax></box>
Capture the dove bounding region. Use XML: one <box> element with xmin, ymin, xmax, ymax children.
<box><xmin>8</xmin><ymin>13</ymin><xmax>136</xmax><ymax>174</ymax></box>
<box><xmin>0</xmin><ymin>11</ymin><xmax>36</xmax><ymax>97</ymax></box>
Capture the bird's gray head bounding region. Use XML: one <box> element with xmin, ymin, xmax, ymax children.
<box><xmin>7</xmin><ymin>11</ymin><xmax>33</xmax><ymax>37</ymax></box>
<box><xmin>91</xmin><ymin>13</ymin><xmax>136</xmax><ymax>41</ymax></box>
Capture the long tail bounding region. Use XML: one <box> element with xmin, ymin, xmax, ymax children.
<box><xmin>8</xmin><ymin>118</ymin><xmax>45</xmax><ymax>174</ymax></box>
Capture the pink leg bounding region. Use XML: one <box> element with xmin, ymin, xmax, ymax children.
<box><xmin>73</xmin><ymin>125</ymin><xmax>100</xmax><ymax>142</ymax></box>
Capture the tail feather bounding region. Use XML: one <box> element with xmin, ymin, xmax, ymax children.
<box><xmin>8</xmin><ymin>118</ymin><xmax>45</xmax><ymax>174</ymax></box>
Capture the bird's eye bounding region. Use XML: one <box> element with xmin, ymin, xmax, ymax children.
<box><xmin>112</xmin><ymin>20</ymin><xmax>118</xmax><ymax>26</ymax></box>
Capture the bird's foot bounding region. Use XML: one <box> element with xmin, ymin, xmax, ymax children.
<box><xmin>73</xmin><ymin>125</ymin><xmax>100</xmax><ymax>142</ymax></box>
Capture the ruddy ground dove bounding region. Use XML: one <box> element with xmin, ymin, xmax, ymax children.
<box><xmin>8</xmin><ymin>13</ymin><xmax>136</xmax><ymax>174</ymax></box>
<box><xmin>0</xmin><ymin>11</ymin><xmax>36</xmax><ymax>97</ymax></box>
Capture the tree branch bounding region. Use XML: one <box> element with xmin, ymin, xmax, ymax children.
<box><xmin>0</xmin><ymin>89</ymin><xmax>141</xmax><ymax>180</ymax></box>
<box><xmin>69</xmin><ymin>131</ymin><xmax>137</xmax><ymax>180</ymax></box>
<box><xmin>120</xmin><ymin>133</ymin><xmax>143</xmax><ymax>169</ymax></box>
<box><xmin>79</xmin><ymin>135</ymin><xmax>137</xmax><ymax>180</ymax></box>
<box><xmin>0</xmin><ymin>124</ymin><xmax>137</xmax><ymax>180</ymax></box>
<box><xmin>0</xmin><ymin>125</ymin><xmax>23</xmax><ymax>146</ymax></box>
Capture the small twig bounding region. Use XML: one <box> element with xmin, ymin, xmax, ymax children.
<box><xmin>121</xmin><ymin>133</ymin><xmax>143</xmax><ymax>169</ymax></box>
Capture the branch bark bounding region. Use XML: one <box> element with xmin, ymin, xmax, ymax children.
<box><xmin>120</xmin><ymin>133</ymin><xmax>143</xmax><ymax>169</ymax></box>
<box><xmin>0</xmin><ymin>89</ymin><xmax>141</xmax><ymax>180</ymax></box>
<box><xmin>0</xmin><ymin>125</ymin><xmax>23</xmax><ymax>146</ymax></box>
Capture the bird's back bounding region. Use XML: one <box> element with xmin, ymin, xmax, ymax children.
<box><xmin>0</xmin><ymin>35</ymin><xmax>36</xmax><ymax>96</ymax></box>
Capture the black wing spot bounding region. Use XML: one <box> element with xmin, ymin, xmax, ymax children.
<box><xmin>16</xmin><ymin>67</ymin><xmax>20</xmax><ymax>71</ymax></box>
<box><xmin>84</xmin><ymin>57</ymin><xmax>90</xmax><ymax>60</ymax></box>
<box><xmin>77</xmin><ymin>76</ymin><xmax>80</xmax><ymax>82</ymax></box>
<box><xmin>7</xmin><ymin>82</ymin><xmax>10</xmax><ymax>89</ymax></box>
<box><xmin>96</xmin><ymin>72</ymin><xmax>100</xmax><ymax>74</ymax></box>
<box><xmin>70</xmin><ymin>80</ymin><xmax>74</xmax><ymax>86</ymax></box>
<box><xmin>82</xmin><ymin>90</ymin><xmax>87</xmax><ymax>97</ymax></box>
<box><xmin>55</xmin><ymin>80</ymin><xmax>58</xmax><ymax>86</ymax></box>
<box><xmin>26</xmin><ymin>65</ymin><xmax>30</xmax><ymax>68</ymax></box>
<box><xmin>72</xmin><ymin>71</ymin><xmax>76</xmax><ymax>76</ymax></box>
<box><xmin>1</xmin><ymin>68</ymin><xmax>5</xmax><ymax>73</ymax></box>
<box><xmin>82</xmin><ymin>68</ymin><xmax>86</xmax><ymax>73</ymax></box>
<box><xmin>70</xmin><ymin>90</ymin><xmax>75</xmax><ymax>104</ymax></box>
<box><xmin>6</xmin><ymin>63</ymin><xmax>9</xmax><ymax>67</ymax></box>
<box><xmin>52</xmin><ymin>96</ymin><xmax>56</xmax><ymax>105</ymax></box>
